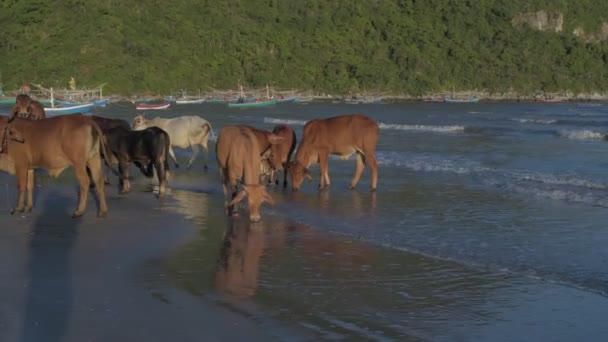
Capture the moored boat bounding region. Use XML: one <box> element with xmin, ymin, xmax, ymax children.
<box><xmin>45</xmin><ymin>103</ymin><xmax>95</xmax><ymax>116</ymax></box>
<box><xmin>135</xmin><ymin>102</ymin><xmax>171</xmax><ymax>110</ymax></box>
<box><xmin>175</xmin><ymin>98</ymin><xmax>206</xmax><ymax>105</ymax></box>
<box><xmin>228</xmin><ymin>99</ymin><xmax>277</xmax><ymax>108</ymax></box>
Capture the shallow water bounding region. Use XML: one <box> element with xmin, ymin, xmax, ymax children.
<box><xmin>2</xmin><ymin>101</ymin><xmax>608</xmax><ymax>340</ymax></box>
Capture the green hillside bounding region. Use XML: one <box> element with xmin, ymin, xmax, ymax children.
<box><xmin>1</xmin><ymin>0</ymin><xmax>608</xmax><ymax>96</ymax></box>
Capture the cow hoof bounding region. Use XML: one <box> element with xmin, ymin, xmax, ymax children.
<box><xmin>97</xmin><ymin>211</ymin><xmax>108</xmax><ymax>218</ymax></box>
<box><xmin>370</xmin><ymin>188</ymin><xmax>377</xmax><ymax>193</ymax></box>
<box><xmin>349</xmin><ymin>185</ymin><xmax>356</xmax><ymax>190</ymax></box>
<box><xmin>25</xmin><ymin>207</ymin><xmax>32</xmax><ymax>213</ymax></box>
<box><xmin>72</xmin><ymin>211</ymin><xmax>84</xmax><ymax>218</ymax></box>
<box><xmin>174</xmin><ymin>163</ymin><xmax>180</xmax><ymax>168</ymax></box>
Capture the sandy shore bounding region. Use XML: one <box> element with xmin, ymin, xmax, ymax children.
<box><xmin>2</xmin><ymin>165</ymin><xmax>608</xmax><ymax>340</ymax></box>
<box><xmin>0</xmin><ymin>170</ymin><xmax>308</xmax><ymax>341</ymax></box>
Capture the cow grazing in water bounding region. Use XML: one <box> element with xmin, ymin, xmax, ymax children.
<box><xmin>215</xmin><ymin>125</ymin><xmax>281</xmax><ymax>222</ymax></box>
<box><xmin>132</xmin><ymin>114</ymin><xmax>214</xmax><ymax>169</ymax></box>
<box><xmin>288</xmin><ymin>114</ymin><xmax>379</xmax><ymax>192</ymax></box>
<box><xmin>267</xmin><ymin>124</ymin><xmax>297</xmax><ymax>187</ymax></box>
<box><xmin>10</xmin><ymin>94</ymin><xmax>46</xmax><ymax>121</ymax></box>
<box><xmin>103</xmin><ymin>125</ymin><xmax>170</xmax><ymax>197</ymax></box>
<box><xmin>0</xmin><ymin>114</ymin><xmax>110</xmax><ymax>217</ymax></box>
<box><xmin>237</xmin><ymin>125</ymin><xmax>296</xmax><ymax>188</ymax></box>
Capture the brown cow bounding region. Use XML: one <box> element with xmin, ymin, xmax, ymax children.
<box><xmin>239</xmin><ymin>125</ymin><xmax>295</xmax><ymax>187</ymax></box>
<box><xmin>267</xmin><ymin>124</ymin><xmax>296</xmax><ymax>188</ymax></box>
<box><xmin>10</xmin><ymin>94</ymin><xmax>46</xmax><ymax>121</ymax></box>
<box><xmin>288</xmin><ymin>114</ymin><xmax>379</xmax><ymax>192</ymax></box>
<box><xmin>0</xmin><ymin>114</ymin><xmax>110</xmax><ymax>217</ymax></box>
<box><xmin>215</xmin><ymin>125</ymin><xmax>280</xmax><ymax>222</ymax></box>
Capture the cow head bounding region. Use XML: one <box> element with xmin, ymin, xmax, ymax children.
<box><xmin>287</xmin><ymin>160</ymin><xmax>312</xmax><ymax>191</ymax></box>
<box><xmin>132</xmin><ymin>115</ymin><xmax>147</xmax><ymax>130</ymax></box>
<box><xmin>228</xmin><ymin>184</ymin><xmax>274</xmax><ymax>222</ymax></box>
<box><xmin>11</xmin><ymin>94</ymin><xmax>32</xmax><ymax>118</ymax></box>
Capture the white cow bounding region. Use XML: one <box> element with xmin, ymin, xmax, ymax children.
<box><xmin>132</xmin><ymin>114</ymin><xmax>215</xmax><ymax>169</ymax></box>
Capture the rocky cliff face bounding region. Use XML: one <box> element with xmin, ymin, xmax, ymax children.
<box><xmin>513</xmin><ymin>10</ymin><xmax>608</xmax><ymax>43</ymax></box>
<box><xmin>573</xmin><ymin>23</ymin><xmax>608</xmax><ymax>43</ymax></box>
<box><xmin>512</xmin><ymin>11</ymin><xmax>564</xmax><ymax>32</ymax></box>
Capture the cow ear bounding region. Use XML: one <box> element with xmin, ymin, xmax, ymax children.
<box><xmin>267</xmin><ymin>133</ymin><xmax>284</xmax><ymax>145</ymax></box>
<box><xmin>228</xmin><ymin>190</ymin><xmax>247</xmax><ymax>207</ymax></box>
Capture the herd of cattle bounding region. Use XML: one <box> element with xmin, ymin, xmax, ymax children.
<box><xmin>0</xmin><ymin>94</ymin><xmax>379</xmax><ymax>221</ymax></box>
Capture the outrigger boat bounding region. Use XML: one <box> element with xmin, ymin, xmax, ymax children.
<box><xmin>135</xmin><ymin>102</ymin><xmax>171</xmax><ymax>110</ymax></box>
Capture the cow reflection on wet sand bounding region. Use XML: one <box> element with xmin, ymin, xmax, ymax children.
<box><xmin>214</xmin><ymin>218</ymin><xmax>266</xmax><ymax>299</ymax></box>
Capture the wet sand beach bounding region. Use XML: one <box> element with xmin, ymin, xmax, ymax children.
<box><xmin>2</xmin><ymin>102</ymin><xmax>608</xmax><ymax>340</ymax></box>
<box><xmin>0</xmin><ymin>166</ymin><xmax>607</xmax><ymax>341</ymax></box>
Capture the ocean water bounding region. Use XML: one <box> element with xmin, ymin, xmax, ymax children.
<box><xmin>127</xmin><ymin>101</ymin><xmax>608</xmax><ymax>340</ymax></box>
<box><xmin>9</xmin><ymin>101</ymin><xmax>608</xmax><ymax>340</ymax></box>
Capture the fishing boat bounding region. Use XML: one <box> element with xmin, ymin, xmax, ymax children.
<box><xmin>228</xmin><ymin>84</ymin><xmax>278</xmax><ymax>108</ymax></box>
<box><xmin>136</xmin><ymin>102</ymin><xmax>171</xmax><ymax>110</ymax></box>
<box><xmin>42</xmin><ymin>86</ymin><xmax>95</xmax><ymax>115</ymax></box>
<box><xmin>45</xmin><ymin>103</ymin><xmax>95</xmax><ymax>115</ymax></box>
<box><xmin>175</xmin><ymin>98</ymin><xmax>206</xmax><ymax>104</ymax></box>
<box><xmin>228</xmin><ymin>98</ymin><xmax>277</xmax><ymax>108</ymax></box>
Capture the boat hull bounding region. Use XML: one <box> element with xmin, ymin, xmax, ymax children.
<box><xmin>135</xmin><ymin>102</ymin><xmax>171</xmax><ymax>110</ymax></box>
<box><xmin>228</xmin><ymin>99</ymin><xmax>277</xmax><ymax>108</ymax></box>
<box><xmin>45</xmin><ymin>103</ymin><xmax>95</xmax><ymax>115</ymax></box>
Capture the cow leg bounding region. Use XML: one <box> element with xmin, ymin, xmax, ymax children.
<box><xmin>104</xmin><ymin>163</ymin><xmax>111</xmax><ymax>185</ymax></box>
<box><xmin>187</xmin><ymin>144</ymin><xmax>199</xmax><ymax>169</ymax></box>
<box><xmin>227</xmin><ymin>178</ymin><xmax>239</xmax><ymax>216</ymax></box>
<box><xmin>72</xmin><ymin>164</ymin><xmax>91</xmax><ymax>218</ymax></box>
<box><xmin>349</xmin><ymin>153</ymin><xmax>366</xmax><ymax>190</ymax></box>
<box><xmin>169</xmin><ymin>146</ymin><xmax>179</xmax><ymax>168</ymax></box>
<box><xmin>154</xmin><ymin>160</ymin><xmax>167</xmax><ymax>197</ymax></box>
<box><xmin>11</xmin><ymin>169</ymin><xmax>28</xmax><ymax>214</ymax></box>
<box><xmin>366</xmin><ymin>151</ymin><xmax>378</xmax><ymax>192</ymax></box>
<box><xmin>318</xmin><ymin>151</ymin><xmax>330</xmax><ymax>190</ymax></box>
<box><xmin>119</xmin><ymin>161</ymin><xmax>131</xmax><ymax>194</ymax></box>
<box><xmin>201</xmin><ymin>142</ymin><xmax>209</xmax><ymax>170</ymax></box>
<box><xmin>87</xmin><ymin>157</ymin><xmax>108</xmax><ymax>217</ymax></box>
<box><xmin>25</xmin><ymin>169</ymin><xmax>34</xmax><ymax>212</ymax></box>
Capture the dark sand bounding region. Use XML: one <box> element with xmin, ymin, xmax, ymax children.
<box><xmin>0</xmin><ymin>170</ymin><xmax>309</xmax><ymax>341</ymax></box>
<box><xmin>2</xmin><ymin>167</ymin><xmax>608</xmax><ymax>341</ymax></box>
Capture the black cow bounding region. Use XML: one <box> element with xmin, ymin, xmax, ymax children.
<box><xmin>91</xmin><ymin>115</ymin><xmax>132</xmax><ymax>184</ymax></box>
<box><xmin>103</xmin><ymin>126</ymin><xmax>170</xmax><ymax>197</ymax></box>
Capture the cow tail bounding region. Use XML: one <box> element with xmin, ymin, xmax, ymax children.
<box><xmin>205</xmin><ymin>122</ymin><xmax>216</xmax><ymax>140</ymax></box>
<box><xmin>93</xmin><ymin>121</ymin><xmax>118</xmax><ymax>175</ymax></box>
<box><xmin>165</xmin><ymin>132</ymin><xmax>171</xmax><ymax>171</ymax></box>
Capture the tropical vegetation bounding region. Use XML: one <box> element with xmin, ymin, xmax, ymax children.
<box><xmin>1</xmin><ymin>0</ymin><xmax>608</xmax><ymax>96</ymax></box>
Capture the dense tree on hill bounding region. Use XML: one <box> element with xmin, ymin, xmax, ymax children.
<box><xmin>1</xmin><ymin>0</ymin><xmax>607</xmax><ymax>96</ymax></box>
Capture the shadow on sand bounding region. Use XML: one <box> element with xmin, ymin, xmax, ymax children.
<box><xmin>20</xmin><ymin>191</ymin><xmax>79</xmax><ymax>342</ymax></box>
